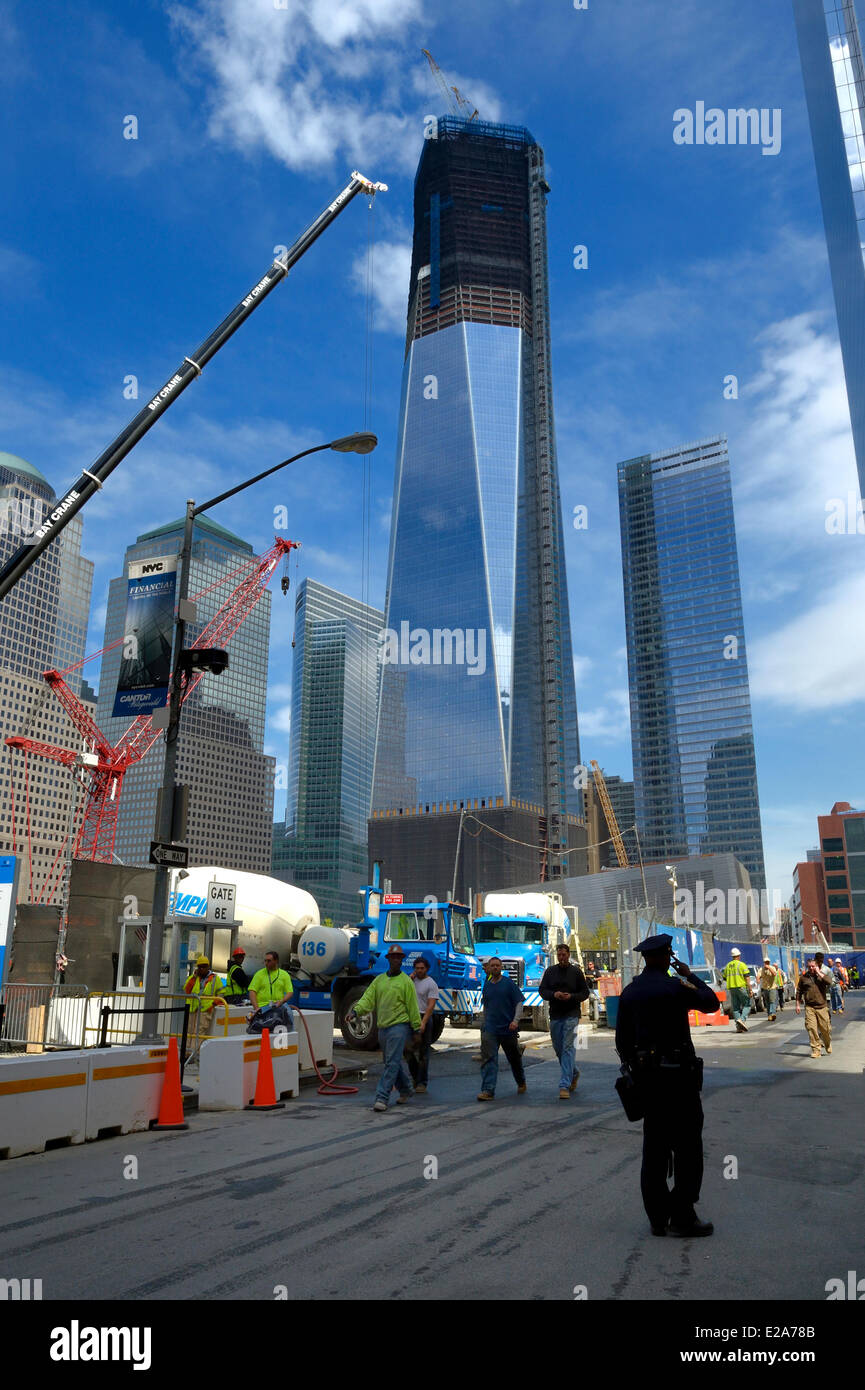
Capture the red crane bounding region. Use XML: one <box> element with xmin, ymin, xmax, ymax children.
<box><xmin>6</xmin><ymin>536</ymin><xmax>298</xmax><ymax>903</ymax></box>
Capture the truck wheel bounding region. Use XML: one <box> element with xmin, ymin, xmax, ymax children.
<box><xmin>429</xmin><ymin>1015</ymin><xmax>446</xmax><ymax>1044</ymax></box>
<box><xmin>532</xmin><ymin>1003</ymin><xmax>550</xmax><ymax>1032</ymax></box>
<box><xmin>339</xmin><ymin>986</ymin><xmax>379</xmax><ymax>1051</ymax></box>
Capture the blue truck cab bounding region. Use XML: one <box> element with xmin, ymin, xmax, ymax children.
<box><xmin>471</xmin><ymin>912</ymin><xmax>552</xmax><ymax>1029</ymax></box>
<box><xmin>294</xmin><ymin>867</ymin><xmax>484</xmax><ymax>1051</ymax></box>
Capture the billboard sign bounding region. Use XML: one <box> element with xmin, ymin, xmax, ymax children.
<box><xmin>112</xmin><ymin>555</ymin><xmax>178</xmax><ymax>718</ymax></box>
<box><xmin>0</xmin><ymin>856</ymin><xmax>19</xmax><ymax>987</ymax></box>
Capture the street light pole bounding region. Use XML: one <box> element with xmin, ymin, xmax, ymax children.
<box><xmin>135</xmin><ymin>434</ymin><xmax>376</xmax><ymax>1043</ymax></box>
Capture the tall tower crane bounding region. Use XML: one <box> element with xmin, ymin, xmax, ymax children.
<box><xmin>422</xmin><ymin>49</ymin><xmax>479</xmax><ymax>122</ymax></box>
<box><xmin>6</xmin><ymin>536</ymin><xmax>298</xmax><ymax>902</ymax></box>
<box><xmin>590</xmin><ymin>760</ymin><xmax>630</xmax><ymax>869</ymax></box>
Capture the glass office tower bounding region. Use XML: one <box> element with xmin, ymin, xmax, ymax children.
<box><xmin>273</xmin><ymin>579</ymin><xmax>382</xmax><ymax>924</ymax></box>
<box><xmin>618</xmin><ymin>437</ymin><xmax>766</xmax><ymax>890</ymax></box>
<box><xmin>794</xmin><ymin>0</ymin><xmax>865</xmax><ymax>498</ymax></box>
<box><xmin>370</xmin><ymin>118</ymin><xmax>583</xmax><ymax>890</ymax></box>
<box><xmin>96</xmin><ymin>515</ymin><xmax>275</xmax><ymax>871</ymax></box>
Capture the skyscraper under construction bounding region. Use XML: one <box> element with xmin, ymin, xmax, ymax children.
<box><xmin>369</xmin><ymin>117</ymin><xmax>586</xmax><ymax>900</ymax></box>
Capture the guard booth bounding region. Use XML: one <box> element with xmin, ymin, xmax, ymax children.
<box><xmin>115</xmin><ymin>877</ymin><xmax>243</xmax><ymax>995</ymax></box>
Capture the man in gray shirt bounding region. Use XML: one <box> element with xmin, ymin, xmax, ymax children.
<box><xmin>407</xmin><ymin>954</ymin><xmax>440</xmax><ymax>1093</ymax></box>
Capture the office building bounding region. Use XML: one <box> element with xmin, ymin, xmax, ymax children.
<box><xmin>793</xmin><ymin>800</ymin><xmax>865</xmax><ymax>946</ymax></box>
<box><xmin>0</xmin><ymin>451</ymin><xmax>93</xmax><ymax>901</ymax></box>
<box><xmin>95</xmin><ymin>514</ymin><xmax>275</xmax><ymax>871</ymax></box>
<box><xmin>272</xmin><ymin>579</ymin><xmax>382</xmax><ymax>924</ymax></box>
<box><xmin>618</xmin><ymin>436</ymin><xmax>766</xmax><ymax>889</ymax></box>
<box><xmin>794</xmin><ymin>0</ymin><xmax>865</xmax><ymax>498</ymax></box>
<box><xmin>369</xmin><ymin>117</ymin><xmax>586</xmax><ymax>899</ymax></box>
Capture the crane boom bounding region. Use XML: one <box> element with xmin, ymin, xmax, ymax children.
<box><xmin>590</xmin><ymin>760</ymin><xmax>630</xmax><ymax>869</ymax></box>
<box><xmin>0</xmin><ymin>172</ymin><xmax>386</xmax><ymax>603</ymax></box>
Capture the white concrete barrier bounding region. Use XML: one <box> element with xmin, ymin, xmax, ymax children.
<box><xmin>0</xmin><ymin>1053</ymin><xmax>88</xmax><ymax>1158</ymax></box>
<box><xmin>294</xmin><ymin>1010</ymin><xmax>334</xmax><ymax>1075</ymax></box>
<box><xmin>199</xmin><ymin>1033</ymin><xmax>299</xmax><ymax>1111</ymax></box>
<box><xmin>85</xmin><ymin>1046</ymin><xmax>168</xmax><ymax>1139</ymax></box>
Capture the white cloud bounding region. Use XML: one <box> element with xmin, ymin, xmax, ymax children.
<box><xmin>578</xmin><ymin>688</ymin><xmax>631</xmax><ymax>743</ymax></box>
<box><xmin>169</xmin><ymin>0</ymin><xmax>424</xmax><ymax>173</ymax></box>
<box><xmin>750</xmin><ymin>570</ymin><xmax>865</xmax><ymax>711</ymax></box>
<box><xmin>351</xmin><ymin>238</ymin><xmax>412</xmax><ymax>334</ymax></box>
<box><xmin>269</xmin><ymin>703</ymin><xmax>292</xmax><ymax>734</ymax></box>
<box><xmin>573</xmin><ymin>654</ymin><xmax>593</xmax><ymax>685</ymax></box>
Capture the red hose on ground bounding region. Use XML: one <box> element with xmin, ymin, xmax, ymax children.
<box><xmin>293</xmin><ymin>1007</ymin><xmax>359</xmax><ymax>1095</ymax></box>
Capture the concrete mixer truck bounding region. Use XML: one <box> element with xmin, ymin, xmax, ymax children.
<box><xmin>471</xmin><ymin>892</ymin><xmax>581</xmax><ymax>1031</ymax></box>
<box><xmin>164</xmin><ymin>864</ymin><xmax>484</xmax><ymax>1051</ymax></box>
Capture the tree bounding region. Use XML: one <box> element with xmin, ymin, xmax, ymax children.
<box><xmin>584</xmin><ymin>913</ymin><xmax>619</xmax><ymax>951</ymax></box>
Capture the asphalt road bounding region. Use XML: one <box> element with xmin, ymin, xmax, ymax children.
<box><xmin>1</xmin><ymin>994</ymin><xmax>863</xmax><ymax>1302</ymax></box>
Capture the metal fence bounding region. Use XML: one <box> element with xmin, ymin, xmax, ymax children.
<box><xmin>0</xmin><ymin>983</ymin><xmax>90</xmax><ymax>1053</ymax></box>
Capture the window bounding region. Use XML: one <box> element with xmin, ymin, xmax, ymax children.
<box><xmin>829</xmin><ymin>912</ymin><xmax>852</xmax><ymax>927</ymax></box>
<box><xmin>822</xmin><ymin>837</ymin><xmax>844</xmax><ymax>853</ymax></box>
<box><xmin>844</xmin><ymin>819</ymin><xmax>865</xmax><ymax>854</ymax></box>
<box><xmin>824</xmin><ymin>855</ymin><xmax>846</xmax><ymax>871</ymax></box>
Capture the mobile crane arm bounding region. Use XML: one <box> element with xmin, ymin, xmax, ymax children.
<box><xmin>0</xmin><ymin>171</ymin><xmax>386</xmax><ymax>602</ymax></box>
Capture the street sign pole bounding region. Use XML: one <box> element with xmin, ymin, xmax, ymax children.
<box><xmin>135</xmin><ymin>501</ymin><xmax>195</xmax><ymax>1044</ymax></box>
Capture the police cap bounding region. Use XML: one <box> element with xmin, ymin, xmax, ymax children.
<box><xmin>633</xmin><ymin>933</ymin><xmax>672</xmax><ymax>955</ymax></box>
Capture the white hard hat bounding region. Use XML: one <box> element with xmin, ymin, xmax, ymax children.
<box><xmin>730</xmin><ymin>948</ymin><xmax>741</xmax><ymax>957</ymax></box>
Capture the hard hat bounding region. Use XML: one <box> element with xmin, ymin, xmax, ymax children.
<box><xmin>385</xmin><ymin>944</ymin><xmax>406</xmax><ymax>958</ymax></box>
<box><xmin>196</xmin><ymin>956</ymin><xmax>210</xmax><ymax>967</ymax></box>
<box><xmin>231</xmin><ymin>948</ymin><xmax>246</xmax><ymax>958</ymax></box>
<box><xmin>730</xmin><ymin>948</ymin><xmax>741</xmax><ymax>957</ymax></box>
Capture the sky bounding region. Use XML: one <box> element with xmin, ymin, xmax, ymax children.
<box><xmin>1</xmin><ymin>0</ymin><xmax>863</xmax><ymax>904</ymax></box>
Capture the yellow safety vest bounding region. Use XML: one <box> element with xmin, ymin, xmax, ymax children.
<box><xmin>186</xmin><ymin>973</ymin><xmax>220</xmax><ymax>1013</ymax></box>
<box><xmin>722</xmin><ymin>959</ymin><xmax>750</xmax><ymax>989</ymax></box>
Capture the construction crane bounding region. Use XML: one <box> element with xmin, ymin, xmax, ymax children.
<box><xmin>589</xmin><ymin>760</ymin><xmax>630</xmax><ymax>869</ymax></box>
<box><xmin>6</xmin><ymin>536</ymin><xmax>298</xmax><ymax>902</ymax></box>
<box><xmin>421</xmin><ymin>49</ymin><xmax>479</xmax><ymax>122</ymax></box>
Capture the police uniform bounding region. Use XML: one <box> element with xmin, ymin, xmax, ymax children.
<box><xmin>615</xmin><ymin>934</ymin><xmax>719</xmax><ymax>1236</ymax></box>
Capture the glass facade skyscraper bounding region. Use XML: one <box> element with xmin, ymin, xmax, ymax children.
<box><xmin>794</xmin><ymin>0</ymin><xmax>865</xmax><ymax>497</ymax></box>
<box><xmin>0</xmin><ymin>451</ymin><xmax>94</xmax><ymax>900</ymax></box>
<box><xmin>618</xmin><ymin>436</ymin><xmax>766</xmax><ymax>890</ymax></box>
<box><xmin>273</xmin><ymin>579</ymin><xmax>382</xmax><ymax>924</ymax></box>
<box><xmin>96</xmin><ymin>514</ymin><xmax>275</xmax><ymax>871</ymax></box>
<box><xmin>370</xmin><ymin>118</ymin><xmax>583</xmax><ymax>891</ymax></box>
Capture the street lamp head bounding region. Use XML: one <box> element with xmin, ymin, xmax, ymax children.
<box><xmin>329</xmin><ymin>432</ymin><xmax>378</xmax><ymax>455</ymax></box>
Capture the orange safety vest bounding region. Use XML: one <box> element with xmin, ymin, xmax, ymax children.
<box><xmin>185</xmin><ymin>972</ymin><xmax>219</xmax><ymax>1013</ymax></box>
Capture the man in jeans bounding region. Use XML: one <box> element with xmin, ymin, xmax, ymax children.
<box><xmin>721</xmin><ymin>949</ymin><xmax>751</xmax><ymax>1032</ymax></box>
<box><xmin>539</xmin><ymin>943</ymin><xmax>590</xmax><ymax>1099</ymax></box>
<box><xmin>477</xmin><ymin>957</ymin><xmax>526</xmax><ymax>1101</ymax></box>
<box><xmin>349</xmin><ymin>945</ymin><xmax>422</xmax><ymax>1112</ymax></box>
<box><xmin>406</xmin><ymin>953</ymin><xmax>439</xmax><ymax>1093</ymax></box>
<box><xmin>758</xmin><ymin>957</ymin><xmax>778</xmax><ymax>1022</ymax></box>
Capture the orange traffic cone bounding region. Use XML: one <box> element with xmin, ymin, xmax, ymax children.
<box><xmin>151</xmin><ymin>1036</ymin><xmax>188</xmax><ymax>1130</ymax></box>
<box><xmin>247</xmin><ymin>1029</ymin><xmax>285</xmax><ymax>1112</ymax></box>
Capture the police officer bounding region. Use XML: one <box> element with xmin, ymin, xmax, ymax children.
<box><xmin>615</xmin><ymin>933</ymin><xmax>719</xmax><ymax>1238</ymax></box>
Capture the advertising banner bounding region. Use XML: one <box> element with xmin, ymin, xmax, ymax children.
<box><xmin>112</xmin><ymin>555</ymin><xmax>178</xmax><ymax>718</ymax></box>
<box><xmin>0</xmin><ymin>856</ymin><xmax>19</xmax><ymax>987</ymax></box>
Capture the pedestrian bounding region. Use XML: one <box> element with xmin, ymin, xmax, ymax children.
<box><xmin>247</xmin><ymin>950</ymin><xmax>294</xmax><ymax>1026</ymax></box>
<box><xmin>774</xmin><ymin>963</ymin><xmax>786</xmax><ymax>1011</ymax></box>
<box><xmin>348</xmin><ymin>945</ymin><xmax>421</xmax><ymax>1112</ymax></box>
<box><xmin>796</xmin><ymin>960</ymin><xmax>832</xmax><ymax>1058</ymax></box>
<box><xmin>813</xmin><ymin>951</ymin><xmax>834</xmax><ymax>987</ymax></box>
<box><xmin>183</xmin><ymin>956</ymin><xmax>222</xmax><ymax>1060</ymax></box>
<box><xmin>832</xmin><ymin>959</ymin><xmax>848</xmax><ymax>1013</ymax></box>
<box><xmin>406</xmin><ymin>953</ymin><xmax>439</xmax><ymax>1093</ymax></box>
<box><xmin>850</xmin><ymin>964</ymin><xmax>860</xmax><ymax>989</ymax></box>
<box><xmin>539</xmin><ymin>943</ymin><xmax>589</xmax><ymax>1099</ymax></box>
<box><xmin>477</xmin><ymin>957</ymin><xmax>526</xmax><ymax>1101</ymax></box>
<box><xmin>221</xmin><ymin>947</ymin><xmax>251</xmax><ymax>1006</ymax></box>
<box><xmin>615</xmin><ymin>933</ymin><xmax>719</xmax><ymax>1238</ymax></box>
<box><xmin>721</xmin><ymin>948</ymin><xmax>752</xmax><ymax>1032</ymax></box>
<box><xmin>758</xmin><ymin>957</ymin><xmax>778</xmax><ymax>1021</ymax></box>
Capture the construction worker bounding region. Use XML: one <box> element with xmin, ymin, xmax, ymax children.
<box><xmin>248</xmin><ymin>950</ymin><xmax>294</xmax><ymax>1020</ymax></box>
<box><xmin>221</xmin><ymin>947</ymin><xmax>250</xmax><ymax>1005</ymax></box>
<box><xmin>721</xmin><ymin>948</ymin><xmax>752</xmax><ymax>1032</ymax></box>
<box><xmin>758</xmin><ymin>957</ymin><xmax>778</xmax><ymax>1021</ymax></box>
<box><xmin>348</xmin><ymin>945</ymin><xmax>422</xmax><ymax>1112</ymax></box>
<box><xmin>850</xmin><ymin>963</ymin><xmax>860</xmax><ymax>989</ymax></box>
<box><xmin>184</xmin><ymin>956</ymin><xmax>222</xmax><ymax>1059</ymax></box>
<box><xmin>831</xmin><ymin>958</ymin><xmax>848</xmax><ymax>1013</ymax></box>
<box><xmin>774</xmin><ymin>962</ymin><xmax>787</xmax><ymax>1011</ymax></box>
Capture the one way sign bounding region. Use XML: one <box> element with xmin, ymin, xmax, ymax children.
<box><xmin>150</xmin><ymin>841</ymin><xmax>189</xmax><ymax>868</ymax></box>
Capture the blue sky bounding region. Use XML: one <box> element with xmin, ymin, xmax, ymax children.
<box><xmin>1</xmin><ymin>0</ymin><xmax>863</xmax><ymax>902</ymax></box>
